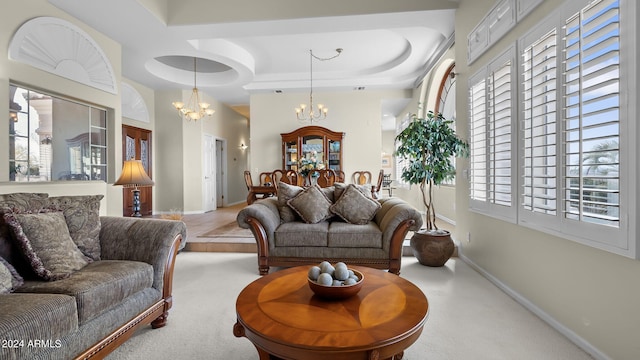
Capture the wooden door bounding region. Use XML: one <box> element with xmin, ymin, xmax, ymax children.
<box><xmin>122</xmin><ymin>125</ymin><xmax>152</xmax><ymax>217</ymax></box>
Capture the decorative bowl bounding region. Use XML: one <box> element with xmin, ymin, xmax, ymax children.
<box><xmin>308</xmin><ymin>269</ymin><xmax>364</xmax><ymax>300</ymax></box>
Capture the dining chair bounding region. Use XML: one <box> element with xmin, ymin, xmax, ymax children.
<box><xmin>372</xmin><ymin>169</ymin><xmax>384</xmax><ymax>199</ymax></box>
<box><xmin>308</xmin><ymin>169</ymin><xmax>336</xmax><ymax>188</ymax></box>
<box><xmin>243</xmin><ymin>170</ymin><xmax>254</xmax><ymax>190</ymax></box>
<box><xmin>335</xmin><ymin>170</ymin><xmax>346</xmax><ymax>183</ymax></box>
<box><xmin>283</xmin><ymin>170</ymin><xmax>299</xmax><ymax>186</ymax></box>
<box><xmin>351</xmin><ymin>171</ymin><xmax>372</xmax><ymax>185</ymax></box>
<box><xmin>259</xmin><ymin>172</ymin><xmax>275</xmax><ymax>186</ymax></box>
<box><xmin>245</xmin><ymin>170</ymin><xmax>275</xmax><ymax>204</ymax></box>
<box><xmin>271</xmin><ymin>170</ymin><xmax>298</xmax><ymax>189</ymax></box>
<box><xmin>271</xmin><ymin>169</ymin><xmax>284</xmax><ymax>184</ymax></box>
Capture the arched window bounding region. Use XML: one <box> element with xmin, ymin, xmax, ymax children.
<box><xmin>435</xmin><ymin>63</ymin><xmax>456</xmax><ymax>121</ymax></box>
<box><xmin>436</xmin><ymin>63</ymin><xmax>457</xmax><ymax>185</ymax></box>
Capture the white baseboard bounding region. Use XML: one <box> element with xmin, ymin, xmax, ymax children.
<box><xmin>435</xmin><ymin>213</ymin><xmax>456</xmax><ymax>226</ymax></box>
<box><xmin>458</xmin><ymin>252</ymin><xmax>610</xmax><ymax>360</ymax></box>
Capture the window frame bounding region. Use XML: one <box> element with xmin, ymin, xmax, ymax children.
<box><xmin>468</xmin><ymin>46</ymin><xmax>518</xmax><ymax>223</ymax></box>
<box><xmin>467</xmin><ymin>0</ymin><xmax>640</xmax><ymax>259</ymax></box>
<box><xmin>435</xmin><ymin>63</ymin><xmax>457</xmax><ymax>187</ymax></box>
<box><xmin>8</xmin><ymin>83</ymin><xmax>109</xmax><ymax>183</ymax></box>
<box><xmin>514</xmin><ymin>0</ymin><xmax>634</xmax><ymax>257</ymax></box>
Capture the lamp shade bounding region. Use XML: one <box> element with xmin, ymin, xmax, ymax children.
<box><xmin>114</xmin><ymin>159</ymin><xmax>154</xmax><ymax>188</ymax></box>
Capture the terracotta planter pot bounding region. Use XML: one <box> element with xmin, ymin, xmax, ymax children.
<box><xmin>410</xmin><ymin>229</ymin><xmax>454</xmax><ymax>267</ymax></box>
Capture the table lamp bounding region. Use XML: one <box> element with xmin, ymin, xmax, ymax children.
<box><xmin>114</xmin><ymin>159</ymin><xmax>154</xmax><ymax>217</ymax></box>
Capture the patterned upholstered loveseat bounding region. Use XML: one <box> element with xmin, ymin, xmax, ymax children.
<box><xmin>0</xmin><ymin>192</ymin><xmax>186</xmax><ymax>359</ymax></box>
<box><xmin>237</xmin><ymin>182</ymin><xmax>422</xmax><ymax>275</ymax></box>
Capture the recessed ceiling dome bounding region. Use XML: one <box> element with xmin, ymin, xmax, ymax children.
<box><xmin>155</xmin><ymin>56</ymin><xmax>232</xmax><ymax>73</ymax></box>
<box><xmin>146</xmin><ymin>39</ymin><xmax>255</xmax><ymax>89</ymax></box>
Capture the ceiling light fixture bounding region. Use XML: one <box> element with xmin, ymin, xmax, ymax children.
<box><xmin>172</xmin><ymin>57</ymin><xmax>215</xmax><ymax>121</ymax></box>
<box><xmin>295</xmin><ymin>48</ymin><xmax>342</xmax><ymax>123</ymax></box>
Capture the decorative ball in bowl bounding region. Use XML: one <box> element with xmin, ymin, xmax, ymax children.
<box><xmin>307</xmin><ymin>261</ymin><xmax>364</xmax><ymax>300</ymax></box>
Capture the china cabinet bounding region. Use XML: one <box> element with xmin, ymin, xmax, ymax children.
<box><xmin>281</xmin><ymin>126</ymin><xmax>344</xmax><ymax>176</ymax></box>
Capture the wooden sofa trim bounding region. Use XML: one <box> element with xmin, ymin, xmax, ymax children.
<box><xmin>73</xmin><ymin>233</ymin><xmax>182</xmax><ymax>360</ymax></box>
<box><xmin>245</xmin><ymin>216</ymin><xmax>416</xmax><ymax>276</ymax></box>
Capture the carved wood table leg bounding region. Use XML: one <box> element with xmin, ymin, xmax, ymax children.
<box><xmin>232</xmin><ymin>322</ymin><xmax>245</xmax><ymax>338</ymax></box>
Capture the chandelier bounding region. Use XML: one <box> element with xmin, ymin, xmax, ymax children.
<box><xmin>172</xmin><ymin>57</ymin><xmax>215</xmax><ymax>121</ymax></box>
<box><xmin>295</xmin><ymin>48</ymin><xmax>343</xmax><ymax>123</ymax></box>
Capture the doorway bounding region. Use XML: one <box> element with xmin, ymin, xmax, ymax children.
<box><xmin>203</xmin><ymin>134</ymin><xmax>226</xmax><ymax>211</ymax></box>
<box><xmin>215</xmin><ymin>139</ymin><xmax>225</xmax><ymax>207</ymax></box>
<box><xmin>122</xmin><ymin>125</ymin><xmax>152</xmax><ymax>216</ymax></box>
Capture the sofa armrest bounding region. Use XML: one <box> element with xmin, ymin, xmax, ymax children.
<box><xmin>375</xmin><ymin>198</ymin><xmax>423</xmax><ymax>255</ymax></box>
<box><xmin>236</xmin><ymin>198</ymin><xmax>280</xmax><ymax>239</ymax></box>
<box><xmin>99</xmin><ymin>217</ymin><xmax>187</xmax><ymax>293</ymax></box>
<box><xmin>236</xmin><ymin>198</ymin><xmax>280</xmax><ymax>275</ymax></box>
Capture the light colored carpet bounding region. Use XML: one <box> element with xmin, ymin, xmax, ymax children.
<box><xmin>197</xmin><ymin>221</ymin><xmax>253</xmax><ymax>238</ymax></box>
<box><xmin>106</xmin><ymin>253</ymin><xmax>592</xmax><ymax>360</ymax></box>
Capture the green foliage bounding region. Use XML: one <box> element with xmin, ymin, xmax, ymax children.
<box><xmin>394</xmin><ymin>111</ymin><xmax>469</xmax><ymax>230</ymax></box>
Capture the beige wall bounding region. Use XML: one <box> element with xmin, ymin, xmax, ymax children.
<box><xmin>456</xmin><ymin>1</ymin><xmax>640</xmax><ymax>359</ymax></box>
<box><xmin>0</xmin><ymin>1</ymin><xmax>249</xmax><ymax>216</ymax></box>
<box><xmin>0</xmin><ymin>0</ymin><xmax>123</xmax><ymax>215</ymax></box>
<box><xmin>154</xmin><ymin>89</ymin><xmax>186</xmax><ymax>213</ymax></box>
<box><xmin>155</xmin><ymin>89</ymin><xmax>249</xmax><ymax>213</ymax></box>
<box><xmin>249</xmin><ymin>89</ymin><xmax>411</xmax><ymax>180</ymax></box>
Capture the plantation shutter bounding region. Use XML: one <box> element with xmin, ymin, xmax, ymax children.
<box><xmin>469</xmin><ymin>78</ymin><xmax>487</xmax><ymax>202</ymax></box>
<box><xmin>522</xmin><ymin>29</ymin><xmax>558</xmax><ymax>214</ymax></box>
<box><xmin>488</xmin><ymin>60</ymin><xmax>513</xmax><ymax>206</ymax></box>
<box><xmin>563</xmin><ymin>0</ymin><xmax>620</xmax><ymax>227</ymax></box>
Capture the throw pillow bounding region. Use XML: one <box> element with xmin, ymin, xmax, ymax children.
<box><xmin>277</xmin><ymin>181</ymin><xmax>304</xmax><ymax>223</ymax></box>
<box><xmin>3</xmin><ymin>211</ymin><xmax>89</xmax><ymax>281</ymax></box>
<box><xmin>0</xmin><ymin>192</ymin><xmax>49</xmax><ymax>212</ymax></box>
<box><xmin>0</xmin><ymin>256</ymin><xmax>23</xmax><ymax>294</ymax></box>
<box><xmin>46</xmin><ymin>195</ymin><xmax>104</xmax><ymax>261</ymax></box>
<box><xmin>287</xmin><ymin>185</ymin><xmax>333</xmax><ymax>224</ymax></box>
<box><xmin>334</xmin><ymin>182</ymin><xmax>373</xmax><ymax>201</ymax></box>
<box><xmin>330</xmin><ymin>184</ymin><xmax>381</xmax><ymax>225</ymax></box>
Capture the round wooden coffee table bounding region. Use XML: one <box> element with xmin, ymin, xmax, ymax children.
<box><xmin>234</xmin><ymin>265</ymin><xmax>429</xmax><ymax>360</ymax></box>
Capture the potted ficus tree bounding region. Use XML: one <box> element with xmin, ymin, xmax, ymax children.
<box><xmin>395</xmin><ymin>110</ymin><xmax>469</xmax><ymax>266</ymax></box>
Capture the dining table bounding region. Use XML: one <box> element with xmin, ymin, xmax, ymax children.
<box><xmin>246</xmin><ymin>184</ymin><xmax>276</xmax><ymax>205</ymax></box>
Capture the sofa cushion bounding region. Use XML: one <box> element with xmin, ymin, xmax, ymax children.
<box><xmin>1</xmin><ymin>193</ymin><xmax>49</xmax><ymax>277</ymax></box>
<box><xmin>277</xmin><ymin>181</ymin><xmax>304</xmax><ymax>222</ymax></box>
<box><xmin>16</xmin><ymin>260</ymin><xmax>153</xmax><ymax>325</ymax></box>
<box><xmin>287</xmin><ymin>185</ymin><xmax>333</xmax><ymax>224</ymax></box>
<box><xmin>328</xmin><ymin>222</ymin><xmax>383</xmax><ymax>248</ymax></box>
<box><xmin>0</xmin><ymin>255</ymin><xmax>23</xmax><ymax>293</ymax></box>
<box><xmin>3</xmin><ymin>211</ymin><xmax>89</xmax><ymax>281</ymax></box>
<box><xmin>321</xmin><ymin>186</ymin><xmax>336</xmax><ymax>203</ymax></box>
<box><xmin>330</xmin><ymin>184</ymin><xmax>381</xmax><ymax>225</ymax></box>
<box><xmin>0</xmin><ymin>192</ymin><xmax>49</xmax><ymax>212</ymax></box>
<box><xmin>334</xmin><ymin>182</ymin><xmax>373</xmax><ymax>201</ymax></box>
<box><xmin>275</xmin><ymin>221</ymin><xmax>329</xmax><ymax>247</ymax></box>
<box><xmin>46</xmin><ymin>195</ymin><xmax>103</xmax><ymax>261</ymax></box>
<box><xmin>0</xmin><ymin>293</ymin><xmax>78</xmax><ymax>342</ymax></box>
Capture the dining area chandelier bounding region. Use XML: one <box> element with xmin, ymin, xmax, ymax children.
<box><xmin>172</xmin><ymin>57</ymin><xmax>215</xmax><ymax>121</ymax></box>
<box><xmin>295</xmin><ymin>48</ymin><xmax>343</xmax><ymax>123</ymax></box>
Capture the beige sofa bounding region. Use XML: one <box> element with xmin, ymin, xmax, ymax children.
<box><xmin>0</xmin><ymin>193</ymin><xmax>186</xmax><ymax>360</ymax></box>
<box><xmin>237</xmin><ymin>182</ymin><xmax>422</xmax><ymax>275</ymax></box>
